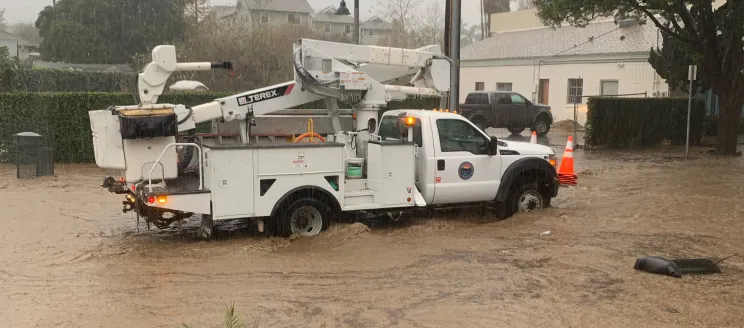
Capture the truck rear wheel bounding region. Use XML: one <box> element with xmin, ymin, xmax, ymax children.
<box><xmin>278</xmin><ymin>198</ymin><xmax>330</xmax><ymax>238</ymax></box>
<box><xmin>507</xmin><ymin>125</ymin><xmax>525</xmax><ymax>135</ymax></box>
<box><xmin>533</xmin><ymin>117</ymin><xmax>551</xmax><ymax>136</ymax></box>
<box><xmin>468</xmin><ymin>115</ymin><xmax>489</xmax><ymax>131</ymax></box>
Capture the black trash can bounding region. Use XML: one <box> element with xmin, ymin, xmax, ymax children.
<box><xmin>12</xmin><ymin>132</ymin><xmax>54</xmax><ymax>179</ymax></box>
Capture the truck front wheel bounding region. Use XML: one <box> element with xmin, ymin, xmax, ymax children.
<box><xmin>278</xmin><ymin>198</ymin><xmax>330</xmax><ymax>238</ymax></box>
<box><xmin>506</xmin><ymin>182</ymin><xmax>549</xmax><ymax>216</ymax></box>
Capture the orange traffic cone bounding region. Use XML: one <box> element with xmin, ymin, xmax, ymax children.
<box><xmin>530</xmin><ymin>131</ymin><xmax>537</xmax><ymax>144</ymax></box>
<box><xmin>557</xmin><ymin>136</ymin><xmax>577</xmax><ymax>186</ymax></box>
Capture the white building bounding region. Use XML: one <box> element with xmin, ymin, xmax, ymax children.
<box><xmin>461</xmin><ymin>19</ymin><xmax>668</xmax><ymax>124</ymax></box>
<box><xmin>0</xmin><ymin>29</ymin><xmax>38</xmax><ymax>61</ymax></box>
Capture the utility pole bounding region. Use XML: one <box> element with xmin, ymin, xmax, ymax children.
<box><xmin>444</xmin><ymin>0</ymin><xmax>451</xmax><ymax>57</ymax></box>
<box><xmin>354</xmin><ymin>0</ymin><xmax>360</xmax><ymax>45</ymax></box>
<box><xmin>448</xmin><ymin>0</ymin><xmax>461</xmax><ymax>113</ymax></box>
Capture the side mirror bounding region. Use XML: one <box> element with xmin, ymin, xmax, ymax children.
<box><xmin>489</xmin><ymin>136</ymin><xmax>499</xmax><ymax>156</ymax></box>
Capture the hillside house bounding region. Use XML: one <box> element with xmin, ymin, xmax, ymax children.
<box><xmin>214</xmin><ymin>0</ymin><xmax>314</xmax><ymax>27</ymax></box>
<box><xmin>360</xmin><ymin>16</ymin><xmax>393</xmax><ymax>45</ymax></box>
<box><xmin>312</xmin><ymin>6</ymin><xmax>354</xmax><ymax>37</ymax></box>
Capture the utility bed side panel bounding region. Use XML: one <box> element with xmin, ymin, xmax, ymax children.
<box><xmin>367</xmin><ymin>141</ymin><xmax>416</xmax><ymax>207</ymax></box>
<box><xmin>253</xmin><ymin>145</ymin><xmax>345</xmax><ymax>216</ymax></box>
<box><xmin>205</xmin><ymin>148</ymin><xmax>255</xmax><ymax>220</ymax></box>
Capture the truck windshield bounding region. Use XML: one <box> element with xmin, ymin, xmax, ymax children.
<box><xmin>377</xmin><ymin>115</ymin><xmax>422</xmax><ymax>146</ymax></box>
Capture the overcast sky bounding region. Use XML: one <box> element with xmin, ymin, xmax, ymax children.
<box><xmin>4</xmin><ymin>0</ymin><xmax>488</xmax><ymax>26</ymax></box>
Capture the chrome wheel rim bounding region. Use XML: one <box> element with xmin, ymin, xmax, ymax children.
<box><xmin>535</xmin><ymin>121</ymin><xmax>548</xmax><ymax>134</ymax></box>
<box><xmin>517</xmin><ymin>191</ymin><xmax>543</xmax><ymax>212</ymax></box>
<box><xmin>290</xmin><ymin>206</ymin><xmax>323</xmax><ymax>236</ymax></box>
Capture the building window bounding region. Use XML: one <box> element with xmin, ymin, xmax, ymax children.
<box><xmin>345</xmin><ymin>25</ymin><xmax>352</xmax><ymax>34</ymax></box>
<box><xmin>567</xmin><ymin>78</ymin><xmax>583</xmax><ymax>104</ymax></box>
<box><xmin>475</xmin><ymin>82</ymin><xmax>484</xmax><ymax>91</ymax></box>
<box><xmin>600</xmin><ymin>80</ymin><xmax>619</xmax><ymax>96</ymax></box>
<box><xmin>287</xmin><ymin>13</ymin><xmax>300</xmax><ymax>24</ymax></box>
<box><xmin>260</xmin><ymin>11</ymin><xmax>269</xmax><ymax>23</ymax></box>
<box><xmin>368</xmin><ymin>29</ymin><xmax>374</xmax><ymax>36</ymax></box>
<box><xmin>324</xmin><ymin>23</ymin><xmax>331</xmax><ymax>32</ymax></box>
<box><xmin>496</xmin><ymin>83</ymin><xmax>512</xmax><ymax>91</ymax></box>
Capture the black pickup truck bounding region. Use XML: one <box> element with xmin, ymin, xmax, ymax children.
<box><xmin>460</xmin><ymin>91</ymin><xmax>553</xmax><ymax>136</ymax></box>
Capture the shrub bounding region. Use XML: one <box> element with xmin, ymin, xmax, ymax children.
<box><xmin>0</xmin><ymin>92</ymin><xmax>441</xmax><ymax>163</ymax></box>
<box><xmin>586</xmin><ymin>97</ymin><xmax>706</xmax><ymax>148</ymax></box>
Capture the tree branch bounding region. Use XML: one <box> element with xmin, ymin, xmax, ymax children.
<box><xmin>632</xmin><ymin>4</ymin><xmax>692</xmax><ymax>43</ymax></box>
<box><xmin>676</xmin><ymin>0</ymin><xmax>699</xmax><ymax>41</ymax></box>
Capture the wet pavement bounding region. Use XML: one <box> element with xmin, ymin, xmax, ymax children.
<box><xmin>1</xmin><ymin>128</ymin><xmax>744</xmax><ymax>327</ymax></box>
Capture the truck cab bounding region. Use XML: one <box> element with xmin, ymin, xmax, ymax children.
<box><xmin>377</xmin><ymin>109</ymin><xmax>559</xmax><ymax>216</ymax></box>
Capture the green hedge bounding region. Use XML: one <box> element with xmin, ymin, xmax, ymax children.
<box><xmin>586</xmin><ymin>97</ymin><xmax>706</xmax><ymax>148</ymax></box>
<box><xmin>0</xmin><ymin>69</ymin><xmax>136</xmax><ymax>92</ymax></box>
<box><xmin>0</xmin><ymin>92</ymin><xmax>441</xmax><ymax>163</ymax></box>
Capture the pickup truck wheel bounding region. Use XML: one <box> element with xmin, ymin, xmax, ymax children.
<box><xmin>533</xmin><ymin>119</ymin><xmax>551</xmax><ymax>136</ymax></box>
<box><xmin>278</xmin><ymin>198</ymin><xmax>329</xmax><ymax>238</ymax></box>
<box><xmin>507</xmin><ymin>126</ymin><xmax>525</xmax><ymax>135</ymax></box>
<box><xmin>508</xmin><ymin>182</ymin><xmax>546</xmax><ymax>215</ymax></box>
<box><xmin>469</xmin><ymin>116</ymin><xmax>488</xmax><ymax>131</ymax></box>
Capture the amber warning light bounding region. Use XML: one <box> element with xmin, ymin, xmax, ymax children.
<box><xmin>405</xmin><ymin>116</ymin><xmax>415</xmax><ymax>127</ymax></box>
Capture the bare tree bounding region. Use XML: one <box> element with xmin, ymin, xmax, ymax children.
<box><xmin>416</xmin><ymin>1</ymin><xmax>445</xmax><ymax>48</ymax></box>
<box><xmin>0</xmin><ymin>9</ymin><xmax>7</xmax><ymax>31</ymax></box>
<box><xmin>376</xmin><ymin>0</ymin><xmax>422</xmax><ymax>48</ymax></box>
<box><xmin>176</xmin><ymin>14</ymin><xmax>350</xmax><ymax>92</ymax></box>
<box><xmin>10</xmin><ymin>23</ymin><xmax>42</xmax><ymax>45</ymax></box>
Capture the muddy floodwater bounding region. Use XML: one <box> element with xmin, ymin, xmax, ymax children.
<box><xmin>2</xmin><ymin>141</ymin><xmax>744</xmax><ymax>327</ymax></box>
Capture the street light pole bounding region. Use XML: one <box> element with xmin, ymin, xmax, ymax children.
<box><xmin>686</xmin><ymin>65</ymin><xmax>697</xmax><ymax>160</ymax></box>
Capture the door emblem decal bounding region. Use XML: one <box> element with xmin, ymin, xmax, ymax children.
<box><xmin>458</xmin><ymin>161</ymin><xmax>474</xmax><ymax>180</ymax></box>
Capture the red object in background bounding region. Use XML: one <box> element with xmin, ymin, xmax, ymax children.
<box><xmin>436</xmin><ymin>177</ymin><xmax>441</xmax><ymax>183</ymax></box>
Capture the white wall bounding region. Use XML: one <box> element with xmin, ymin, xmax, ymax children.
<box><xmin>0</xmin><ymin>39</ymin><xmax>18</xmax><ymax>58</ymax></box>
<box><xmin>461</xmin><ymin>54</ymin><xmax>668</xmax><ymax>125</ymax></box>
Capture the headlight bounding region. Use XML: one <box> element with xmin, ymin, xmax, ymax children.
<box><xmin>548</xmin><ymin>154</ymin><xmax>557</xmax><ymax>167</ymax></box>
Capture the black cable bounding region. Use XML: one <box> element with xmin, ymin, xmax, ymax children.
<box><xmin>177</xmin><ymin>107</ymin><xmax>193</xmax><ymax>125</ymax></box>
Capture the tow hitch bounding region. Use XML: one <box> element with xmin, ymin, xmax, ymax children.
<box><xmin>102</xmin><ymin>176</ymin><xmax>130</xmax><ymax>194</ymax></box>
<box><xmin>122</xmin><ymin>193</ymin><xmax>136</xmax><ymax>213</ymax></box>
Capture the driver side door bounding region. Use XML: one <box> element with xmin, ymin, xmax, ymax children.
<box><xmin>431</xmin><ymin>118</ymin><xmax>502</xmax><ymax>205</ymax></box>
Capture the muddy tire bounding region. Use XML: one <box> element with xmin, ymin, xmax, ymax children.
<box><xmin>507</xmin><ymin>125</ymin><xmax>525</xmax><ymax>135</ymax></box>
<box><xmin>506</xmin><ymin>182</ymin><xmax>546</xmax><ymax>216</ymax></box>
<box><xmin>198</xmin><ymin>214</ymin><xmax>213</xmax><ymax>241</ymax></box>
<box><xmin>278</xmin><ymin>198</ymin><xmax>330</xmax><ymax>238</ymax></box>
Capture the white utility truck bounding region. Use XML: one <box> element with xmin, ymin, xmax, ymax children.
<box><xmin>89</xmin><ymin>39</ymin><xmax>559</xmax><ymax>239</ymax></box>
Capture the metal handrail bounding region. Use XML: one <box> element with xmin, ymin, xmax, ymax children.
<box><xmin>147</xmin><ymin>143</ymin><xmax>203</xmax><ymax>192</ymax></box>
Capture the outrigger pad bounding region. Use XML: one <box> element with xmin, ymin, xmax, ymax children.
<box><xmin>633</xmin><ymin>256</ymin><xmax>683</xmax><ymax>278</ymax></box>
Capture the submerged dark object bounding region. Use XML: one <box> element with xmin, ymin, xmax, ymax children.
<box><xmin>634</xmin><ymin>256</ymin><xmax>682</xmax><ymax>278</ymax></box>
<box><xmin>634</xmin><ymin>256</ymin><xmax>731</xmax><ymax>278</ymax></box>
<box><xmin>671</xmin><ymin>258</ymin><xmax>723</xmax><ymax>275</ymax></box>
